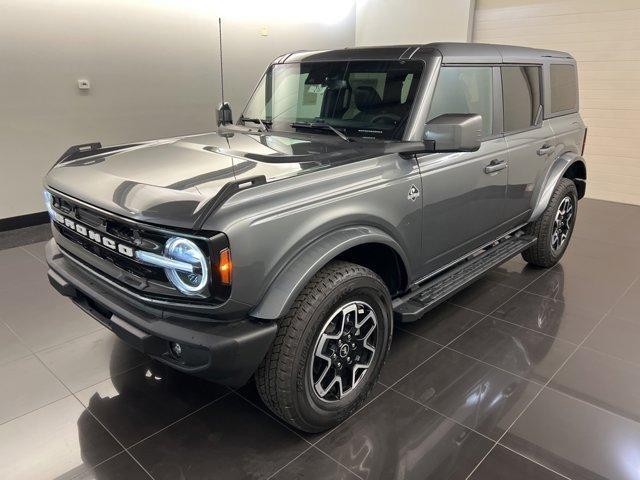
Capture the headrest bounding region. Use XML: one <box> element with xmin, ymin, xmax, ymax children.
<box><xmin>355</xmin><ymin>86</ymin><xmax>382</xmax><ymax>112</ymax></box>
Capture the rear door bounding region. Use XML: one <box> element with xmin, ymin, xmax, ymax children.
<box><xmin>501</xmin><ymin>65</ymin><xmax>555</xmax><ymax>226</ymax></box>
<box><xmin>417</xmin><ymin>65</ymin><xmax>509</xmax><ymax>276</ymax></box>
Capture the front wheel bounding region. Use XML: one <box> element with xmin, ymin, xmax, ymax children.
<box><xmin>255</xmin><ymin>260</ymin><xmax>393</xmax><ymax>432</ymax></box>
<box><xmin>522</xmin><ymin>178</ymin><xmax>578</xmax><ymax>268</ymax></box>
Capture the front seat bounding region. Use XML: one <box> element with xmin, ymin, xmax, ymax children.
<box><xmin>354</xmin><ymin>86</ymin><xmax>383</xmax><ymax>122</ymax></box>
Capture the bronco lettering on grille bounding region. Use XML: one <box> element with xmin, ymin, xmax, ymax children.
<box><xmin>55</xmin><ymin>213</ymin><xmax>135</xmax><ymax>258</ymax></box>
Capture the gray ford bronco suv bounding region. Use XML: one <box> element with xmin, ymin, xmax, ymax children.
<box><xmin>44</xmin><ymin>43</ymin><xmax>586</xmax><ymax>432</ymax></box>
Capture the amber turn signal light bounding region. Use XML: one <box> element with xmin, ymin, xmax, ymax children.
<box><xmin>218</xmin><ymin>248</ymin><xmax>232</xmax><ymax>285</ymax></box>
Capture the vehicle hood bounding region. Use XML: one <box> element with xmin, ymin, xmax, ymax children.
<box><xmin>45</xmin><ymin>129</ymin><xmax>389</xmax><ymax>230</ymax></box>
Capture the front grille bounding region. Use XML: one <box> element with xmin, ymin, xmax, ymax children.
<box><xmin>47</xmin><ymin>191</ymin><xmax>214</xmax><ymax>301</ymax></box>
<box><xmin>55</xmin><ymin>223</ymin><xmax>165</xmax><ymax>282</ymax></box>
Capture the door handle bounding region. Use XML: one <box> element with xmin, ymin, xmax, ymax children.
<box><xmin>537</xmin><ymin>144</ymin><xmax>554</xmax><ymax>156</ymax></box>
<box><xmin>484</xmin><ymin>159</ymin><xmax>507</xmax><ymax>174</ymax></box>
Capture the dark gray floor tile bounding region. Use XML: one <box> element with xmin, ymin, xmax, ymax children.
<box><xmin>0</xmin><ymin>224</ymin><xmax>52</xmax><ymax>251</ymax></box>
<box><xmin>38</xmin><ymin>329</ymin><xmax>147</xmax><ymax>393</ymax></box>
<box><xmin>553</xmin><ymin>253</ymin><xmax>639</xmax><ymax>289</ymax></box>
<box><xmin>469</xmin><ymin>445</ymin><xmax>566</xmax><ymax>480</ymax></box>
<box><xmin>317</xmin><ymin>389</ymin><xmax>493</xmax><ymax>480</ymax></box>
<box><xmin>503</xmin><ymin>387</ymin><xmax>640</xmax><ymax>480</ymax></box>
<box><xmin>0</xmin><ymin>322</ymin><xmax>31</xmax><ymax>366</ymax></box>
<box><xmin>0</xmin><ymin>354</ymin><xmax>69</xmax><ymax>424</ymax></box>
<box><xmin>448</xmin><ymin>279</ymin><xmax>519</xmax><ymax>315</ymax></box>
<box><xmin>609</xmin><ymin>280</ymin><xmax>640</xmax><ymax>323</ymax></box>
<box><xmin>563</xmin><ymin>235</ymin><xmax>640</xmax><ymax>267</ymax></box>
<box><xmin>271</xmin><ymin>447</ymin><xmax>359</xmax><ymax>480</ymax></box>
<box><xmin>21</xmin><ymin>240</ymin><xmax>50</xmax><ymax>264</ymax></box>
<box><xmin>400</xmin><ymin>303</ymin><xmax>484</xmax><ymax>346</ymax></box>
<box><xmin>485</xmin><ymin>256</ymin><xmax>547</xmax><ymax>289</ymax></box>
<box><xmin>0</xmin><ymin>396</ymin><xmax>121</xmax><ymax>479</ymax></box>
<box><xmin>572</xmin><ymin>199</ymin><xmax>638</xmax><ymax>245</ymax></box>
<box><xmin>0</xmin><ymin>275</ymin><xmax>103</xmax><ymax>352</ymax></box>
<box><xmin>378</xmin><ymin>329</ymin><xmax>440</xmax><ymax>386</ymax></box>
<box><xmin>76</xmin><ymin>362</ymin><xmax>228</xmax><ymax>448</ymax></box>
<box><xmin>491</xmin><ymin>291</ymin><xmax>601</xmax><ymax>344</ymax></box>
<box><xmin>551</xmin><ymin>347</ymin><xmax>640</xmax><ymax>423</ymax></box>
<box><xmin>525</xmin><ymin>264</ymin><xmax>626</xmax><ymax>315</ymax></box>
<box><xmin>131</xmin><ymin>394</ymin><xmax>309</xmax><ymax>480</ymax></box>
<box><xmin>584</xmin><ymin>314</ymin><xmax>640</xmax><ymax>366</ymax></box>
<box><xmin>395</xmin><ymin>348</ymin><xmax>542</xmax><ymax>440</ymax></box>
<box><xmin>449</xmin><ymin>317</ymin><xmax>575</xmax><ymax>384</ymax></box>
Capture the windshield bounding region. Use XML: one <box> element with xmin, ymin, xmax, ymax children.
<box><xmin>243</xmin><ymin>60</ymin><xmax>424</xmax><ymax>140</ymax></box>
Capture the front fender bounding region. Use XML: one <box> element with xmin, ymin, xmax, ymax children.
<box><xmin>529</xmin><ymin>152</ymin><xmax>586</xmax><ymax>222</ymax></box>
<box><xmin>250</xmin><ymin>226</ymin><xmax>409</xmax><ymax>320</ymax></box>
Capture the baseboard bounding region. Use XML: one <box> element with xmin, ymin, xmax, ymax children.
<box><xmin>0</xmin><ymin>211</ymin><xmax>49</xmax><ymax>232</ymax></box>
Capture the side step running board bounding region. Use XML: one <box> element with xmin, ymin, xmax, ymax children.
<box><xmin>393</xmin><ymin>234</ymin><xmax>537</xmax><ymax>323</ymax></box>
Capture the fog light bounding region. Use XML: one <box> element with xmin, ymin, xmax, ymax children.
<box><xmin>169</xmin><ymin>342</ymin><xmax>182</xmax><ymax>358</ymax></box>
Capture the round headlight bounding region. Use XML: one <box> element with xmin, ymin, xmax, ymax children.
<box><xmin>164</xmin><ymin>237</ymin><xmax>209</xmax><ymax>295</ymax></box>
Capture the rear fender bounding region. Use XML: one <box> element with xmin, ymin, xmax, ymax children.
<box><xmin>529</xmin><ymin>152</ymin><xmax>586</xmax><ymax>222</ymax></box>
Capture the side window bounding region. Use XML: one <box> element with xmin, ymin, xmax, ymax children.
<box><xmin>427</xmin><ymin>66</ymin><xmax>493</xmax><ymax>137</ymax></box>
<box><xmin>550</xmin><ymin>64</ymin><xmax>578</xmax><ymax>114</ymax></box>
<box><xmin>502</xmin><ymin>66</ymin><xmax>542</xmax><ymax>133</ymax></box>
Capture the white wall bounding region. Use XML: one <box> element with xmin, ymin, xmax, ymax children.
<box><xmin>355</xmin><ymin>0</ymin><xmax>475</xmax><ymax>46</ymax></box>
<box><xmin>220</xmin><ymin>2</ymin><xmax>357</xmax><ymax>115</ymax></box>
<box><xmin>474</xmin><ymin>0</ymin><xmax>640</xmax><ymax>206</ymax></box>
<box><xmin>0</xmin><ymin>0</ymin><xmax>355</xmax><ymax>220</ymax></box>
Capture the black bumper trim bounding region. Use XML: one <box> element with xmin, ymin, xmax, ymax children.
<box><xmin>46</xmin><ymin>239</ymin><xmax>277</xmax><ymax>387</ymax></box>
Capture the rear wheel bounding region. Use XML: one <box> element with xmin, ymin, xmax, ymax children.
<box><xmin>255</xmin><ymin>260</ymin><xmax>392</xmax><ymax>432</ymax></box>
<box><xmin>522</xmin><ymin>178</ymin><xmax>578</xmax><ymax>268</ymax></box>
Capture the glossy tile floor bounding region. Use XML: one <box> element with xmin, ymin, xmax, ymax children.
<box><xmin>1</xmin><ymin>198</ymin><xmax>639</xmax><ymax>480</ymax></box>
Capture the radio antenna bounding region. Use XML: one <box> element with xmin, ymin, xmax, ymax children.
<box><xmin>218</xmin><ymin>17</ymin><xmax>225</xmax><ymax>105</ymax></box>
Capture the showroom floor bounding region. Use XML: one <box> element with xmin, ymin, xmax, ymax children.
<box><xmin>1</xmin><ymin>198</ymin><xmax>639</xmax><ymax>480</ymax></box>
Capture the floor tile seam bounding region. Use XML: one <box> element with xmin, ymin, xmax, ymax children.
<box><xmin>310</xmin><ymin>383</ymin><xmax>391</xmax><ymax>446</ymax></box>
<box><xmin>31</xmin><ymin>324</ymin><xmax>109</xmax><ymax>356</ymax></box>
<box><xmin>35</xmin><ymin>356</ymin><xmax>150</xmax><ymax>397</ymax></box>
<box><xmin>22</xmin><ymin>336</ymin><xmax>163</xmax><ymax>480</ymax></box>
<box><xmin>262</xmin><ymin>445</ymin><xmax>315</xmax><ymax>480</ymax></box>
<box><xmin>483</xmin><ymin>314</ymin><xmax>580</xmax><ymax>346</ymax></box>
<box><xmin>19</xmin><ymin>245</ymin><xmax>48</xmax><ymax>266</ymax></box>
<box><xmin>229</xmin><ymin>388</ymin><xmax>318</xmax><ymax>446</ymax></box>
<box><xmin>385</xmin><ymin>312</ymin><xmax>493</xmax><ymax>391</ymax></box>
<box><xmin>441</xmin><ymin>345</ymin><xmax>548</xmax><ymax>387</ymax></box>
<box><xmin>0</xmin><ymin>393</ymin><xmax>75</xmax><ymax>427</ymax></box>
<box><xmin>390</xmin><ymin>386</ymin><xmax>498</xmax><ymax>443</ymax></box>
<box><xmin>311</xmin><ymin>444</ymin><xmax>367</xmax><ymax>480</ymax></box>
<box><xmin>543</xmin><ymin>382</ymin><xmax>640</xmax><ymax>426</ymax></box>
<box><xmin>578</xmin><ymin>344</ymin><xmax>640</xmax><ymax>369</ymax></box>
<box><xmin>83</xmin><ymin>406</ymin><xmax>157</xmax><ymax>480</ymax></box>
<box><xmin>483</xmin><ymin>274</ymin><xmax>640</xmax><ymax>478</ymax></box>
<box><xmin>125</xmin><ymin>390</ymin><xmax>233</xmax><ymax>450</ymax></box>
<box><xmin>492</xmin><ymin>442</ymin><xmax>575</xmax><ymax>480</ymax></box>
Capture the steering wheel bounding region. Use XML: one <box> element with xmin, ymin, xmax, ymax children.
<box><xmin>370</xmin><ymin>113</ymin><xmax>401</xmax><ymax>124</ymax></box>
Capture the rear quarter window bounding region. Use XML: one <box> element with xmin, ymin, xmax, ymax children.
<box><xmin>550</xmin><ymin>64</ymin><xmax>578</xmax><ymax>114</ymax></box>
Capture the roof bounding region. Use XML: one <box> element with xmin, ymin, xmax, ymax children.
<box><xmin>275</xmin><ymin>42</ymin><xmax>574</xmax><ymax>65</ymax></box>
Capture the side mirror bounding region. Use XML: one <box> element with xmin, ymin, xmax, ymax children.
<box><xmin>424</xmin><ymin>113</ymin><xmax>482</xmax><ymax>152</ymax></box>
<box><xmin>217</xmin><ymin>102</ymin><xmax>233</xmax><ymax>126</ymax></box>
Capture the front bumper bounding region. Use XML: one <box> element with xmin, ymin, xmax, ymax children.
<box><xmin>45</xmin><ymin>239</ymin><xmax>277</xmax><ymax>387</ymax></box>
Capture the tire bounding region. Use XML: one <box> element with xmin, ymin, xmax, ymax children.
<box><xmin>522</xmin><ymin>178</ymin><xmax>578</xmax><ymax>268</ymax></box>
<box><xmin>255</xmin><ymin>260</ymin><xmax>393</xmax><ymax>433</ymax></box>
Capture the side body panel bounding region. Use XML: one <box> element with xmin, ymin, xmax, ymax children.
<box><xmin>202</xmin><ymin>153</ymin><xmax>423</xmax><ymax>316</ymax></box>
<box><xmin>503</xmin><ymin>119</ymin><xmax>556</xmax><ymax>226</ymax></box>
<box><xmin>416</xmin><ymin>137</ymin><xmax>508</xmax><ymax>277</ymax></box>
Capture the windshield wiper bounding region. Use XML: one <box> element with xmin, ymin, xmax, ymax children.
<box><xmin>290</xmin><ymin>121</ymin><xmax>352</xmax><ymax>142</ymax></box>
<box><xmin>240</xmin><ymin>115</ymin><xmax>271</xmax><ymax>132</ymax></box>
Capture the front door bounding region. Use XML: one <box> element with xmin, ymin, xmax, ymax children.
<box><xmin>417</xmin><ymin>65</ymin><xmax>508</xmax><ymax>277</ymax></box>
